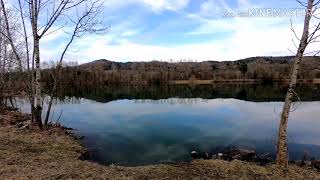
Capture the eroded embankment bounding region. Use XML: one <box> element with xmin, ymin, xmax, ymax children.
<box><xmin>0</xmin><ymin>110</ymin><xmax>319</xmax><ymax>180</ymax></box>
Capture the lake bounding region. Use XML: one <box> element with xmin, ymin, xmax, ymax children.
<box><xmin>17</xmin><ymin>83</ymin><xmax>320</xmax><ymax>166</ymax></box>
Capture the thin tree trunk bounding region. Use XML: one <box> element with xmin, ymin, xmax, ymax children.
<box><xmin>44</xmin><ymin>79</ymin><xmax>56</xmax><ymax>127</ymax></box>
<box><xmin>276</xmin><ymin>0</ymin><xmax>313</xmax><ymax>168</ymax></box>
<box><xmin>0</xmin><ymin>0</ymin><xmax>22</xmax><ymax>70</ymax></box>
<box><xmin>31</xmin><ymin>43</ymin><xmax>35</xmax><ymax>122</ymax></box>
<box><xmin>34</xmin><ymin>37</ymin><xmax>43</xmax><ymax>129</ymax></box>
<box><xmin>44</xmin><ymin>22</ymin><xmax>77</xmax><ymax>127</ymax></box>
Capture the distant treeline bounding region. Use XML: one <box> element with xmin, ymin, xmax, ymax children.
<box><xmin>42</xmin><ymin>56</ymin><xmax>320</xmax><ymax>84</ymax></box>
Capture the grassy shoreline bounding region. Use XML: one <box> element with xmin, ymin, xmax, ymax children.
<box><xmin>1</xmin><ymin>110</ymin><xmax>319</xmax><ymax>179</ymax></box>
<box><xmin>169</xmin><ymin>79</ymin><xmax>320</xmax><ymax>85</ymax></box>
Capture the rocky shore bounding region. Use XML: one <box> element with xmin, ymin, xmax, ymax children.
<box><xmin>1</xmin><ymin>110</ymin><xmax>320</xmax><ymax>179</ymax></box>
<box><xmin>191</xmin><ymin>147</ymin><xmax>320</xmax><ymax>171</ymax></box>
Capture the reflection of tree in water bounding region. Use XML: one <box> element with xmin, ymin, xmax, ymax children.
<box><xmin>44</xmin><ymin>83</ymin><xmax>320</xmax><ymax>104</ymax></box>
<box><xmin>42</xmin><ymin>95</ymin><xmax>82</xmax><ymax>105</ymax></box>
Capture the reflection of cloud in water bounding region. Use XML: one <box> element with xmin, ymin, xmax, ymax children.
<box><xmin>17</xmin><ymin>97</ymin><xmax>320</xmax><ymax>165</ymax></box>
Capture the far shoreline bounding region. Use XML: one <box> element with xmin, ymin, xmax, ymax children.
<box><xmin>167</xmin><ymin>79</ymin><xmax>320</xmax><ymax>85</ymax></box>
<box><xmin>50</xmin><ymin>78</ymin><xmax>320</xmax><ymax>85</ymax></box>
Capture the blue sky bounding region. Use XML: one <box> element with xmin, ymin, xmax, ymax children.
<box><xmin>39</xmin><ymin>0</ymin><xmax>317</xmax><ymax>63</ymax></box>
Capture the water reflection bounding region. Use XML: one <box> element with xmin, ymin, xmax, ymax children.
<box><xmin>132</xmin><ymin>98</ymin><xmax>210</xmax><ymax>105</ymax></box>
<box><xmin>18</xmin><ymin>84</ymin><xmax>320</xmax><ymax>165</ymax></box>
<box><xmin>46</xmin><ymin>83</ymin><xmax>320</xmax><ymax>103</ymax></box>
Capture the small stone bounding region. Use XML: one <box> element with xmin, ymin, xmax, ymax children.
<box><xmin>79</xmin><ymin>151</ymin><xmax>90</xmax><ymax>160</ymax></box>
<box><xmin>15</xmin><ymin>122</ymin><xmax>24</xmax><ymax>128</ymax></box>
<box><xmin>204</xmin><ymin>152</ymin><xmax>210</xmax><ymax>159</ymax></box>
<box><xmin>311</xmin><ymin>160</ymin><xmax>320</xmax><ymax>170</ymax></box>
<box><xmin>191</xmin><ymin>151</ymin><xmax>198</xmax><ymax>159</ymax></box>
<box><xmin>19</xmin><ymin>124</ymin><xmax>29</xmax><ymax>130</ymax></box>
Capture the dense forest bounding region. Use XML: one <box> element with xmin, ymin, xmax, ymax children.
<box><xmin>42</xmin><ymin>56</ymin><xmax>320</xmax><ymax>84</ymax></box>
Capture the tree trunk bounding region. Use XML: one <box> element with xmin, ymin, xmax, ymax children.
<box><xmin>34</xmin><ymin>37</ymin><xmax>43</xmax><ymax>129</ymax></box>
<box><xmin>44</xmin><ymin>80</ymin><xmax>56</xmax><ymax>127</ymax></box>
<box><xmin>277</xmin><ymin>0</ymin><xmax>313</xmax><ymax>168</ymax></box>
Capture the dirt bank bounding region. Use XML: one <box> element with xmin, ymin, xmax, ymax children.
<box><xmin>0</xmin><ymin>111</ymin><xmax>319</xmax><ymax>179</ymax></box>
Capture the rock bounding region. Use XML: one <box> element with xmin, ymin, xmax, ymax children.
<box><xmin>222</xmin><ymin>147</ymin><xmax>256</xmax><ymax>161</ymax></box>
<box><xmin>15</xmin><ymin>122</ymin><xmax>24</xmax><ymax>128</ymax></box>
<box><xmin>16</xmin><ymin>120</ymin><xmax>31</xmax><ymax>130</ymax></box>
<box><xmin>253</xmin><ymin>153</ymin><xmax>273</xmax><ymax>166</ymax></box>
<box><xmin>19</xmin><ymin>124</ymin><xmax>29</xmax><ymax>130</ymax></box>
<box><xmin>74</xmin><ymin>135</ymin><xmax>85</xmax><ymax>140</ymax></box>
<box><xmin>291</xmin><ymin>160</ymin><xmax>313</xmax><ymax>167</ymax></box>
<box><xmin>79</xmin><ymin>150</ymin><xmax>90</xmax><ymax>160</ymax></box>
<box><xmin>191</xmin><ymin>151</ymin><xmax>198</xmax><ymax>159</ymax></box>
<box><xmin>14</xmin><ymin>120</ymin><xmax>31</xmax><ymax>130</ymax></box>
<box><xmin>203</xmin><ymin>152</ymin><xmax>210</xmax><ymax>160</ymax></box>
<box><xmin>61</xmin><ymin>126</ymin><xmax>74</xmax><ymax>130</ymax></box>
<box><xmin>211</xmin><ymin>153</ymin><xmax>223</xmax><ymax>160</ymax></box>
<box><xmin>311</xmin><ymin>160</ymin><xmax>320</xmax><ymax>170</ymax></box>
<box><xmin>305</xmin><ymin>161</ymin><xmax>312</xmax><ymax>167</ymax></box>
<box><xmin>211</xmin><ymin>147</ymin><xmax>274</xmax><ymax>165</ymax></box>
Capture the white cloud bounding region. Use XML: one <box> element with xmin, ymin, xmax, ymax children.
<box><xmin>199</xmin><ymin>0</ymin><xmax>225</xmax><ymax>18</ymax></box>
<box><xmin>15</xmin><ymin>0</ymin><xmax>310</xmax><ymax>63</ymax></box>
<box><xmin>103</xmin><ymin>0</ymin><xmax>135</xmax><ymax>9</ymax></box>
<box><xmin>62</xmin><ymin>15</ymin><xmax>307</xmax><ymax>63</ymax></box>
<box><xmin>41</xmin><ymin>15</ymin><xmax>315</xmax><ymax>63</ymax></box>
<box><xmin>121</xmin><ymin>30</ymin><xmax>139</xmax><ymax>37</ymax></box>
<box><xmin>103</xmin><ymin>0</ymin><xmax>190</xmax><ymax>13</ymax></box>
<box><xmin>238</xmin><ymin>0</ymin><xmax>250</xmax><ymax>7</ymax></box>
<box><xmin>41</xmin><ymin>28</ymin><xmax>66</xmax><ymax>43</ymax></box>
<box><xmin>38</xmin><ymin>0</ymin><xmax>320</xmax><ymax>63</ymax></box>
<box><xmin>141</xmin><ymin>0</ymin><xmax>190</xmax><ymax>12</ymax></box>
<box><xmin>71</xmin><ymin>40</ymin><xmax>218</xmax><ymax>62</ymax></box>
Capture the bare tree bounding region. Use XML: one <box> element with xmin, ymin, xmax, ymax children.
<box><xmin>0</xmin><ymin>0</ymin><xmax>26</xmax><ymax>109</ymax></box>
<box><xmin>8</xmin><ymin>0</ymin><xmax>107</xmax><ymax>128</ymax></box>
<box><xmin>0</xmin><ymin>0</ymin><xmax>106</xmax><ymax>128</ymax></box>
<box><xmin>277</xmin><ymin>0</ymin><xmax>320</xmax><ymax>168</ymax></box>
<box><xmin>0</xmin><ymin>0</ymin><xmax>23</xmax><ymax>69</ymax></box>
<box><xmin>43</xmin><ymin>0</ymin><xmax>107</xmax><ymax>127</ymax></box>
<box><xmin>0</xmin><ymin>0</ymin><xmax>38</xmax><ymax>125</ymax></box>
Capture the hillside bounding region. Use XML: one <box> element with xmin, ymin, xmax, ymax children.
<box><xmin>43</xmin><ymin>56</ymin><xmax>320</xmax><ymax>84</ymax></box>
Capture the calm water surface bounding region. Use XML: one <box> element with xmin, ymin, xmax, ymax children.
<box><xmin>18</xmin><ymin>84</ymin><xmax>320</xmax><ymax>165</ymax></box>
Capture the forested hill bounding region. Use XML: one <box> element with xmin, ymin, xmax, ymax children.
<box><xmin>44</xmin><ymin>56</ymin><xmax>320</xmax><ymax>84</ymax></box>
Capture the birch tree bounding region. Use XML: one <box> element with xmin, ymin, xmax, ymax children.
<box><xmin>43</xmin><ymin>0</ymin><xmax>107</xmax><ymax>127</ymax></box>
<box><xmin>1</xmin><ymin>0</ymin><xmax>38</xmax><ymax>125</ymax></box>
<box><xmin>0</xmin><ymin>0</ymin><xmax>26</xmax><ymax>108</ymax></box>
<box><xmin>6</xmin><ymin>0</ymin><xmax>106</xmax><ymax>129</ymax></box>
<box><xmin>0</xmin><ymin>0</ymin><xmax>106</xmax><ymax>128</ymax></box>
<box><xmin>277</xmin><ymin>0</ymin><xmax>320</xmax><ymax>168</ymax></box>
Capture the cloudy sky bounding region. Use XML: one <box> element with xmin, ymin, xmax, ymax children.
<box><xmin>40</xmin><ymin>0</ymin><xmax>313</xmax><ymax>63</ymax></box>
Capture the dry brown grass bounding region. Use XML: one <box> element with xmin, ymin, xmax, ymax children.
<box><xmin>0</xmin><ymin>111</ymin><xmax>319</xmax><ymax>180</ymax></box>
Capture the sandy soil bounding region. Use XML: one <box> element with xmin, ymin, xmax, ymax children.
<box><xmin>0</xmin><ymin>111</ymin><xmax>319</xmax><ymax>180</ymax></box>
